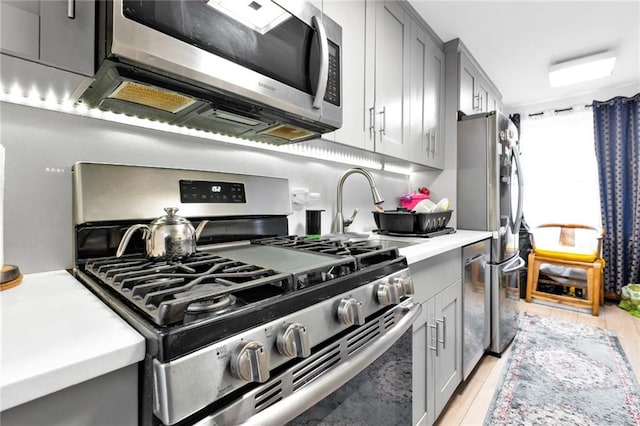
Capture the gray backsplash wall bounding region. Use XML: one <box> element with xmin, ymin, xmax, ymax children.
<box><xmin>1</xmin><ymin>102</ymin><xmax>411</xmax><ymax>273</ymax></box>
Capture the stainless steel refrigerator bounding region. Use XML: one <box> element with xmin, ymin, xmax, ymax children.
<box><xmin>458</xmin><ymin>111</ymin><xmax>525</xmax><ymax>355</ymax></box>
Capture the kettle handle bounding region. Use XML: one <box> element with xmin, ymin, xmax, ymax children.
<box><xmin>116</xmin><ymin>224</ymin><xmax>150</xmax><ymax>257</ymax></box>
<box><xmin>194</xmin><ymin>220</ymin><xmax>209</xmax><ymax>241</ymax></box>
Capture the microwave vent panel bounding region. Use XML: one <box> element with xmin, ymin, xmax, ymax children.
<box><xmin>107</xmin><ymin>81</ymin><xmax>197</xmax><ymax>113</ymax></box>
<box><xmin>260</xmin><ymin>124</ymin><xmax>314</xmax><ymax>141</ymax></box>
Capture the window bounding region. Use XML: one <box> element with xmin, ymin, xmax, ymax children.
<box><xmin>519</xmin><ymin>109</ymin><xmax>601</xmax><ymax>229</ymax></box>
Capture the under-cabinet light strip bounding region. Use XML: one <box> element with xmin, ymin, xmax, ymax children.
<box><xmin>0</xmin><ymin>85</ymin><xmax>400</xmax><ymax>174</ymax></box>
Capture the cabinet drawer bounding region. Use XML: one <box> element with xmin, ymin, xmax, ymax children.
<box><xmin>409</xmin><ymin>249</ymin><xmax>461</xmax><ymax>304</ymax></box>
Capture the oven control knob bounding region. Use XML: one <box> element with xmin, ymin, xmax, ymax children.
<box><xmin>377</xmin><ymin>281</ymin><xmax>401</xmax><ymax>305</ymax></box>
<box><xmin>394</xmin><ymin>276</ymin><xmax>415</xmax><ymax>295</ymax></box>
<box><xmin>277</xmin><ymin>323</ymin><xmax>311</xmax><ymax>359</ymax></box>
<box><xmin>230</xmin><ymin>341</ymin><xmax>269</xmax><ymax>383</ymax></box>
<box><xmin>337</xmin><ymin>298</ymin><xmax>365</xmax><ymax>326</ymax></box>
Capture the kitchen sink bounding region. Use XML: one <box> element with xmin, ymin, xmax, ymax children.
<box><xmin>349</xmin><ymin>237</ymin><xmax>422</xmax><ymax>249</ymax></box>
<box><xmin>323</xmin><ymin>233</ymin><xmax>424</xmax><ymax>250</ymax></box>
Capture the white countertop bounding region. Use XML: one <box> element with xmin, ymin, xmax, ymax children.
<box><xmin>0</xmin><ymin>270</ymin><xmax>145</xmax><ymax>411</ymax></box>
<box><xmin>373</xmin><ymin>229</ymin><xmax>493</xmax><ymax>264</ymax></box>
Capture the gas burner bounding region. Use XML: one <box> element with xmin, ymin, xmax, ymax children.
<box><xmin>186</xmin><ymin>294</ymin><xmax>236</xmax><ymax>313</ymax></box>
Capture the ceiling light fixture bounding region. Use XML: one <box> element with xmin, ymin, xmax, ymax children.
<box><xmin>548</xmin><ymin>51</ymin><xmax>616</xmax><ymax>88</ymax></box>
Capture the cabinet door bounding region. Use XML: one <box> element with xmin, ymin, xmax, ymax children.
<box><xmin>433</xmin><ymin>279</ymin><xmax>463</xmax><ymax>416</ymax></box>
<box><xmin>427</xmin><ymin>41</ymin><xmax>445</xmax><ymax>169</ymax></box>
<box><xmin>40</xmin><ymin>0</ymin><xmax>95</xmax><ymax>76</ymax></box>
<box><xmin>0</xmin><ymin>1</ymin><xmax>39</xmax><ymax>60</ymax></box>
<box><xmin>409</xmin><ymin>22</ymin><xmax>445</xmax><ymax>169</ymax></box>
<box><xmin>0</xmin><ymin>0</ymin><xmax>94</xmax><ymax>76</ymax></box>
<box><xmin>374</xmin><ymin>0</ymin><xmax>410</xmax><ymax>159</ymax></box>
<box><xmin>322</xmin><ymin>0</ymin><xmax>375</xmax><ymax>151</ymax></box>
<box><xmin>412</xmin><ymin>303</ymin><xmax>430</xmax><ymax>426</ymax></box>
<box><xmin>458</xmin><ymin>52</ymin><xmax>477</xmax><ymax>115</ymax></box>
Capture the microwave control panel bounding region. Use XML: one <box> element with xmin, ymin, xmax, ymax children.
<box><xmin>325</xmin><ymin>42</ymin><xmax>340</xmax><ymax>106</ymax></box>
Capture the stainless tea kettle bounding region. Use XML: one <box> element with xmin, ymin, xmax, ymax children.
<box><xmin>116</xmin><ymin>207</ymin><xmax>209</xmax><ymax>259</ymax></box>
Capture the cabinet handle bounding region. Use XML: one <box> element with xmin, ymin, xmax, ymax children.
<box><xmin>379</xmin><ymin>106</ymin><xmax>386</xmax><ymax>136</ymax></box>
<box><xmin>67</xmin><ymin>0</ymin><xmax>75</xmax><ymax>19</ymax></box>
<box><xmin>428</xmin><ymin>322</ymin><xmax>439</xmax><ymax>356</ymax></box>
<box><xmin>437</xmin><ymin>316</ymin><xmax>447</xmax><ymax>349</ymax></box>
<box><xmin>473</xmin><ymin>94</ymin><xmax>481</xmax><ymax>111</ymax></box>
<box><xmin>369</xmin><ymin>107</ymin><xmax>375</xmax><ymax>139</ymax></box>
<box><xmin>431</xmin><ymin>130</ymin><xmax>438</xmax><ymax>157</ymax></box>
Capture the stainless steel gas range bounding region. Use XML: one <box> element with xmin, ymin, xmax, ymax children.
<box><xmin>72</xmin><ymin>162</ymin><xmax>420</xmax><ymax>425</ymax></box>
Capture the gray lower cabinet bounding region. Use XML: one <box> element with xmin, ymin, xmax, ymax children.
<box><xmin>411</xmin><ymin>250</ymin><xmax>463</xmax><ymax>425</ymax></box>
<box><xmin>0</xmin><ymin>0</ymin><xmax>95</xmax><ymax>76</ymax></box>
<box><xmin>0</xmin><ymin>365</ymin><xmax>138</xmax><ymax>426</ymax></box>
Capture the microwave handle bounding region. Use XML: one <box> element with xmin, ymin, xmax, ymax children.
<box><xmin>311</xmin><ymin>15</ymin><xmax>329</xmax><ymax>109</ymax></box>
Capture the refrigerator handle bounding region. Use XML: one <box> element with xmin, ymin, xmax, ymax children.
<box><xmin>512</xmin><ymin>144</ymin><xmax>524</xmax><ymax>233</ymax></box>
<box><xmin>503</xmin><ymin>256</ymin><xmax>526</xmax><ymax>274</ymax></box>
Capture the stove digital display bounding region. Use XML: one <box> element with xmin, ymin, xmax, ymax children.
<box><xmin>180</xmin><ymin>180</ymin><xmax>246</xmax><ymax>203</ymax></box>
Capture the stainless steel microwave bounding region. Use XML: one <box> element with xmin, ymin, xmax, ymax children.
<box><xmin>79</xmin><ymin>0</ymin><xmax>342</xmax><ymax>144</ymax></box>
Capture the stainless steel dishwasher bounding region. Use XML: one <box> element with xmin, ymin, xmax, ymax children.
<box><xmin>462</xmin><ymin>239</ymin><xmax>490</xmax><ymax>380</ymax></box>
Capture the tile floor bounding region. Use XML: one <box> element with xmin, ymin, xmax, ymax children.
<box><xmin>435</xmin><ymin>299</ymin><xmax>640</xmax><ymax>426</ymax></box>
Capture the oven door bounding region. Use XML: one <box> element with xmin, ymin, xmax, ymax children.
<box><xmin>196</xmin><ymin>301</ymin><xmax>421</xmax><ymax>426</ymax></box>
<box><xmin>288</xmin><ymin>326</ymin><xmax>414</xmax><ymax>425</ymax></box>
<box><xmin>110</xmin><ymin>0</ymin><xmax>341</xmax><ymax>128</ymax></box>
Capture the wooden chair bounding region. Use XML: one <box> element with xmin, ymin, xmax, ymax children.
<box><xmin>525</xmin><ymin>224</ymin><xmax>605</xmax><ymax>316</ymax></box>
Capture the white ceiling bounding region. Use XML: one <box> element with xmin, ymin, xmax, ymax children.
<box><xmin>408</xmin><ymin>1</ymin><xmax>640</xmax><ymax>109</ymax></box>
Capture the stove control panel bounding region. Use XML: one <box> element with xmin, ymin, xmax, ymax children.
<box><xmin>179</xmin><ymin>180</ymin><xmax>246</xmax><ymax>204</ymax></box>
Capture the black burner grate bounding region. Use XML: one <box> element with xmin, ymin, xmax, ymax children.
<box><xmin>85</xmin><ymin>252</ymin><xmax>293</xmax><ymax>326</ymax></box>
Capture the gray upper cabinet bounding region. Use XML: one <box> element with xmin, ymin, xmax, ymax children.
<box><xmin>373</xmin><ymin>0</ymin><xmax>411</xmax><ymax>160</ymax></box>
<box><xmin>320</xmin><ymin>0</ymin><xmax>446</xmax><ymax>169</ymax></box>
<box><xmin>0</xmin><ymin>0</ymin><xmax>94</xmax><ymax>76</ymax></box>
<box><xmin>459</xmin><ymin>53</ymin><xmax>477</xmax><ymax>115</ymax></box>
<box><xmin>40</xmin><ymin>1</ymin><xmax>95</xmax><ymax>76</ymax></box>
<box><xmin>409</xmin><ymin>20</ymin><xmax>445</xmax><ymax>169</ymax></box>
<box><xmin>319</xmin><ymin>0</ymin><xmax>375</xmax><ymax>151</ymax></box>
<box><xmin>453</xmin><ymin>40</ymin><xmax>502</xmax><ymax>115</ymax></box>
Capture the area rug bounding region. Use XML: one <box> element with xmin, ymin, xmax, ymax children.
<box><xmin>484</xmin><ymin>313</ymin><xmax>640</xmax><ymax>425</ymax></box>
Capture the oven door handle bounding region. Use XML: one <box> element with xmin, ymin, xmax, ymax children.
<box><xmin>240</xmin><ymin>302</ymin><xmax>422</xmax><ymax>426</ymax></box>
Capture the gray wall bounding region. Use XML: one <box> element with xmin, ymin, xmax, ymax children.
<box><xmin>1</xmin><ymin>102</ymin><xmax>410</xmax><ymax>273</ymax></box>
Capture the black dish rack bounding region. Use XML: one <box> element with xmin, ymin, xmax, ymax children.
<box><xmin>372</xmin><ymin>209</ymin><xmax>453</xmax><ymax>235</ymax></box>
